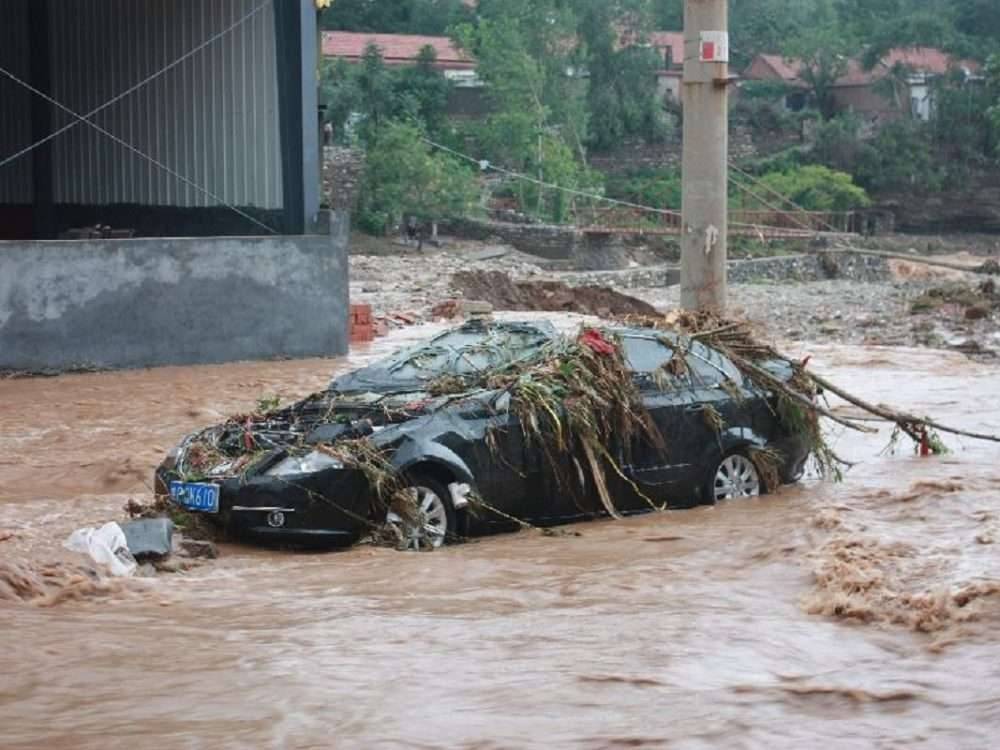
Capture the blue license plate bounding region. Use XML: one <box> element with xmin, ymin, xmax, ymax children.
<box><xmin>169</xmin><ymin>481</ymin><xmax>220</xmax><ymax>513</ymax></box>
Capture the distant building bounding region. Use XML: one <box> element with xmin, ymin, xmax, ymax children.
<box><xmin>320</xmin><ymin>29</ymin><xmax>690</xmax><ymax>121</ymax></box>
<box><xmin>322</xmin><ymin>31</ymin><xmax>480</xmax><ymax>86</ymax></box>
<box><xmin>648</xmin><ymin>31</ymin><xmax>686</xmax><ymax>104</ymax></box>
<box><xmin>743</xmin><ymin>47</ymin><xmax>981</xmax><ymax>124</ymax></box>
<box><xmin>322</xmin><ymin>31</ymin><xmax>485</xmax><ymax>118</ymax></box>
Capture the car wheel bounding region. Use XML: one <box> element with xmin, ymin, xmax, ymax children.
<box><xmin>384</xmin><ymin>477</ymin><xmax>456</xmax><ymax>551</ymax></box>
<box><xmin>705</xmin><ymin>451</ymin><xmax>762</xmax><ymax>504</ymax></box>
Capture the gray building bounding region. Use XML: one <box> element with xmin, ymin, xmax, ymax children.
<box><xmin>0</xmin><ymin>0</ymin><xmax>348</xmax><ymax>370</ymax></box>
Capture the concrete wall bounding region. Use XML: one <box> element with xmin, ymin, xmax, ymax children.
<box><xmin>588</xmin><ymin>127</ymin><xmax>763</xmax><ymax>176</ymax></box>
<box><xmin>832</xmin><ymin>85</ymin><xmax>897</xmax><ymax>123</ymax></box>
<box><xmin>0</xmin><ymin>212</ymin><xmax>349</xmax><ymax>371</ymax></box>
<box><xmin>443</xmin><ymin>217</ymin><xmax>579</xmax><ymax>261</ymax></box>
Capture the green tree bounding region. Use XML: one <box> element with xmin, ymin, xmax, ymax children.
<box><xmin>787</xmin><ymin>30</ymin><xmax>855</xmax><ymax>120</ymax></box>
<box><xmin>755</xmin><ymin>165</ymin><xmax>871</xmax><ymax>211</ymax></box>
<box><xmin>320</xmin><ymin>57</ymin><xmax>361</xmax><ymax>144</ymax></box>
<box><xmin>853</xmin><ymin>120</ymin><xmax>942</xmax><ymax>193</ymax></box>
<box><xmin>358</xmin><ymin>121</ymin><xmax>477</xmax><ymax>235</ymax></box>
<box><xmin>453</xmin><ymin>7</ymin><xmax>601</xmax><ymax>220</ymax></box>
<box><xmin>355</xmin><ymin>43</ymin><xmax>395</xmax><ymax>138</ymax></box>
<box><xmin>955</xmin><ymin>1</ymin><xmax>1000</xmax><ymax>43</ymax></box>
<box><xmin>577</xmin><ymin>0</ymin><xmax>669</xmax><ymax>150</ymax></box>
<box><xmin>988</xmin><ymin>55</ymin><xmax>1000</xmax><ymax>158</ymax></box>
<box><xmin>393</xmin><ymin>46</ymin><xmax>453</xmax><ymax>134</ymax></box>
<box><xmin>319</xmin><ymin>45</ymin><xmax>452</xmax><ymax>143</ymax></box>
<box><xmin>928</xmin><ymin>69</ymin><xmax>999</xmax><ymax>168</ymax></box>
<box><xmin>320</xmin><ymin>0</ymin><xmax>473</xmax><ymax>35</ymax></box>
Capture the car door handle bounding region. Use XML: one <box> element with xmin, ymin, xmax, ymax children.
<box><xmin>684</xmin><ymin>405</ymin><xmax>704</xmax><ymax>413</ymax></box>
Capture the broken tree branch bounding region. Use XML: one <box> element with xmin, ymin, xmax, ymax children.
<box><xmin>808</xmin><ymin>371</ymin><xmax>1000</xmax><ymax>444</ymax></box>
<box><xmin>740</xmin><ymin>362</ymin><xmax>878</xmax><ymax>434</ymax></box>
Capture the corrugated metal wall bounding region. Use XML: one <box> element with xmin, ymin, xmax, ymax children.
<box><xmin>0</xmin><ymin>0</ymin><xmax>33</xmax><ymax>203</ymax></box>
<box><xmin>47</xmin><ymin>0</ymin><xmax>283</xmax><ymax>209</ymax></box>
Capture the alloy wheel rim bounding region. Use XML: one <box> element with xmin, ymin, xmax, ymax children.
<box><xmin>714</xmin><ymin>455</ymin><xmax>761</xmax><ymax>501</ymax></box>
<box><xmin>385</xmin><ymin>486</ymin><xmax>448</xmax><ymax>550</ymax></box>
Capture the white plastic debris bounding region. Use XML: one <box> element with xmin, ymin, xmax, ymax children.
<box><xmin>64</xmin><ymin>522</ymin><xmax>137</xmax><ymax>577</ymax></box>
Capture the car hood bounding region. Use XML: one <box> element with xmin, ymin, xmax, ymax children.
<box><xmin>164</xmin><ymin>386</ymin><xmax>499</xmax><ymax>481</ymax></box>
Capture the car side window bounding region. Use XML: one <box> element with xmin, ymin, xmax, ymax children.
<box><xmin>622</xmin><ymin>336</ymin><xmax>691</xmax><ymax>390</ymax></box>
<box><xmin>684</xmin><ymin>341</ymin><xmax>743</xmax><ymax>387</ymax></box>
<box><xmin>622</xmin><ymin>335</ymin><xmax>743</xmax><ymax>391</ymax></box>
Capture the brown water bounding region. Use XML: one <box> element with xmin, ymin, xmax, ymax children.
<box><xmin>2</xmin><ymin>327</ymin><xmax>999</xmax><ymax>749</ymax></box>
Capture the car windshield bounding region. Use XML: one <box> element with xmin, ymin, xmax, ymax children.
<box><xmin>330</xmin><ymin>321</ymin><xmax>556</xmax><ymax>393</ymax></box>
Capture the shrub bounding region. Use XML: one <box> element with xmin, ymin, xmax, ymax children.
<box><xmin>754</xmin><ymin>165</ymin><xmax>871</xmax><ymax>211</ymax></box>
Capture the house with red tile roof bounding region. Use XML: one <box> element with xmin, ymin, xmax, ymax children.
<box><xmin>647</xmin><ymin>31</ymin><xmax>685</xmax><ymax>103</ymax></box>
<box><xmin>322</xmin><ymin>32</ymin><xmax>475</xmax><ymax>69</ymax></box>
<box><xmin>322</xmin><ymin>32</ymin><xmax>480</xmax><ymax>87</ymax></box>
<box><xmin>322</xmin><ymin>31</ymin><xmax>485</xmax><ymax>118</ymax></box>
<box><xmin>743</xmin><ymin>47</ymin><xmax>981</xmax><ymax>123</ymax></box>
<box><xmin>322</xmin><ymin>28</ymin><xmax>690</xmax><ymax>118</ymax></box>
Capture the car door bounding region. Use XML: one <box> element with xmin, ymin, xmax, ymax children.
<box><xmin>666</xmin><ymin>341</ymin><xmax>753</xmax><ymax>502</ymax></box>
<box><xmin>618</xmin><ymin>334</ymin><xmax>757</xmax><ymax>508</ymax></box>
<box><xmin>616</xmin><ymin>335</ymin><xmax>704</xmax><ymax>509</ymax></box>
<box><xmin>458</xmin><ymin>402</ymin><xmax>545</xmax><ymax>532</ymax></box>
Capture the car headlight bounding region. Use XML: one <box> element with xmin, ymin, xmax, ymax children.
<box><xmin>266</xmin><ymin>451</ymin><xmax>344</xmax><ymax>477</ymax></box>
<box><xmin>160</xmin><ymin>443</ymin><xmax>184</xmax><ymax>471</ymax></box>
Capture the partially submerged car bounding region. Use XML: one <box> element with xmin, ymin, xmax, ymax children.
<box><xmin>155</xmin><ymin>319</ymin><xmax>811</xmax><ymax>549</ymax></box>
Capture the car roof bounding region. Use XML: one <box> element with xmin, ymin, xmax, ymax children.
<box><xmin>329</xmin><ymin>319</ymin><xmax>558</xmax><ymax>393</ymax></box>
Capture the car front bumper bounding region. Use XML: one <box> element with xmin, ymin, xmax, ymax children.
<box><xmin>156</xmin><ymin>466</ymin><xmax>378</xmax><ymax>547</ymax></box>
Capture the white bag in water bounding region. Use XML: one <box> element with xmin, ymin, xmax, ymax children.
<box><xmin>64</xmin><ymin>522</ymin><xmax>137</xmax><ymax>577</ymax></box>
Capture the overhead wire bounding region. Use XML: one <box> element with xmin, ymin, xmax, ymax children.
<box><xmin>421</xmin><ymin>136</ymin><xmax>682</xmax><ymax>220</ymax></box>
<box><xmin>728</xmin><ymin>160</ymin><xmax>842</xmax><ymax>234</ymax></box>
<box><xmin>423</xmin><ymin>135</ymin><xmax>832</xmax><ymax>238</ymax></box>
<box><xmin>726</xmin><ymin>170</ymin><xmax>819</xmax><ymax>235</ymax></box>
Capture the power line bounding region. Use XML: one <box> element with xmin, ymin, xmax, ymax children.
<box><xmin>421</xmin><ymin>136</ymin><xmax>682</xmax><ymax>219</ymax></box>
<box><xmin>422</xmin><ymin>136</ymin><xmax>834</xmax><ymax>239</ymax></box>
<box><xmin>728</xmin><ymin>161</ymin><xmax>841</xmax><ymax>234</ymax></box>
<box><xmin>727</xmin><ymin>170</ymin><xmax>819</xmax><ymax>235</ymax></box>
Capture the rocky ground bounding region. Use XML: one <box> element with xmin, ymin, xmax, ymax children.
<box><xmin>349</xmin><ymin>232</ymin><xmax>1000</xmax><ymax>359</ymax></box>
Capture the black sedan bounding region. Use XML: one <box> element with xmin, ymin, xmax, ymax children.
<box><xmin>155</xmin><ymin>319</ymin><xmax>811</xmax><ymax>549</ymax></box>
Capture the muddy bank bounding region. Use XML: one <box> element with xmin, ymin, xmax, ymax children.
<box><xmin>451</xmin><ymin>270</ymin><xmax>659</xmax><ymax>317</ymax></box>
<box><xmin>347</xmin><ymin>236</ymin><xmax>1000</xmax><ymax>357</ymax></box>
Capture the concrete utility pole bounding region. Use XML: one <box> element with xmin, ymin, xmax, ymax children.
<box><xmin>680</xmin><ymin>0</ymin><xmax>730</xmax><ymax>312</ymax></box>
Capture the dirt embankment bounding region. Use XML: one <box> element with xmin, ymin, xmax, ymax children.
<box><xmin>451</xmin><ymin>270</ymin><xmax>659</xmax><ymax>318</ymax></box>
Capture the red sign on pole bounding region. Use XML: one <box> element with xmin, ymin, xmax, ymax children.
<box><xmin>699</xmin><ymin>31</ymin><xmax>729</xmax><ymax>63</ymax></box>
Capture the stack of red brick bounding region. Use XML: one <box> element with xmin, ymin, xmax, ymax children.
<box><xmin>349</xmin><ymin>304</ymin><xmax>375</xmax><ymax>344</ymax></box>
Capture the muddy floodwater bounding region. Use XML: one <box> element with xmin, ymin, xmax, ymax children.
<box><xmin>2</xmin><ymin>322</ymin><xmax>999</xmax><ymax>749</ymax></box>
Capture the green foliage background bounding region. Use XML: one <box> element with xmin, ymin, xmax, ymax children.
<box><xmin>319</xmin><ymin>0</ymin><xmax>1000</xmax><ymax>230</ymax></box>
